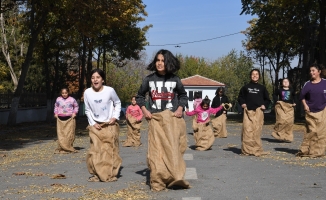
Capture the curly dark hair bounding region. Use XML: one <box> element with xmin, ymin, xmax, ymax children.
<box><xmin>310</xmin><ymin>63</ymin><xmax>324</xmax><ymax>71</ymax></box>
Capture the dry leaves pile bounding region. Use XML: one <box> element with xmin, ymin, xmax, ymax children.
<box><xmin>2</xmin><ymin>183</ymin><xmax>150</xmax><ymax>199</ymax></box>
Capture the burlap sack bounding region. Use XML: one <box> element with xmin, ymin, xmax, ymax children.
<box><xmin>123</xmin><ymin>114</ymin><xmax>142</xmax><ymax>147</ymax></box>
<box><xmin>241</xmin><ymin>108</ymin><xmax>265</xmax><ymax>156</ymax></box>
<box><xmin>297</xmin><ymin>108</ymin><xmax>326</xmax><ymax>157</ymax></box>
<box><xmin>272</xmin><ymin>101</ymin><xmax>294</xmax><ymax>142</ymax></box>
<box><xmin>147</xmin><ymin>110</ymin><xmax>189</xmax><ymax>191</ymax></box>
<box><xmin>192</xmin><ymin>116</ymin><xmax>198</xmax><ymax>131</ymax></box>
<box><xmin>193</xmin><ymin>121</ymin><xmax>215</xmax><ymax>151</ymax></box>
<box><xmin>211</xmin><ymin>114</ymin><xmax>227</xmax><ymax>138</ymax></box>
<box><xmin>86</xmin><ymin>122</ymin><xmax>122</xmax><ymax>182</ymax></box>
<box><xmin>55</xmin><ymin>117</ymin><xmax>76</xmax><ymax>153</ymax></box>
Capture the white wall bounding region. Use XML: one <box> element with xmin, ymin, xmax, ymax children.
<box><xmin>185</xmin><ymin>86</ymin><xmax>224</xmax><ymax>111</ymax></box>
<box><xmin>0</xmin><ymin>103</ymin><xmax>86</xmax><ymax>125</ymax></box>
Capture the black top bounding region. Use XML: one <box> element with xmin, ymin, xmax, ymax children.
<box><xmin>211</xmin><ymin>95</ymin><xmax>229</xmax><ymax>117</ymax></box>
<box><xmin>238</xmin><ymin>82</ymin><xmax>270</xmax><ymax>111</ymax></box>
<box><xmin>136</xmin><ymin>72</ymin><xmax>188</xmax><ymax>113</ymax></box>
<box><xmin>274</xmin><ymin>88</ymin><xmax>295</xmax><ymax>104</ymax></box>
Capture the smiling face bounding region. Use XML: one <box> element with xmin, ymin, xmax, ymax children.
<box><xmin>310</xmin><ymin>66</ymin><xmax>321</xmax><ymax>80</ymax></box>
<box><xmin>155</xmin><ymin>54</ymin><xmax>166</xmax><ymax>75</ymax></box>
<box><xmin>91</xmin><ymin>72</ymin><xmax>104</xmax><ymax>92</ymax></box>
<box><xmin>282</xmin><ymin>79</ymin><xmax>290</xmax><ymax>88</ymax></box>
<box><xmin>61</xmin><ymin>89</ymin><xmax>69</xmax><ymax>99</ymax></box>
<box><xmin>250</xmin><ymin>70</ymin><xmax>260</xmax><ymax>83</ymax></box>
<box><xmin>131</xmin><ymin>97</ymin><xmax>136</xmax><ymax>105</ymax></box>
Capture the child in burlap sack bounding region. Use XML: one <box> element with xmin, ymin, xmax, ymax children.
<box><xmin>185</xmin><ymin>96</ymin><xmax>224</xmax><ymax>150</ymax></box>
<box><xmin>123</xmin><ymin>96</ymin><xmax>143</xmax><ymax>147</ymax></box>
<box><xmin>84</xmin><ymin>69</ymin><xmax>122</xmax><ymax>182</ymax></box>
<box><xmin>211</xmin><ymin>87</ymin><xmax>230</xmax><ymax>138</ymax></box>
<box><xmin>297</xmin><ymin>64</ymin><xmax>326</xmax><ymax>157</ymax></box>
<box><xmin>238</xmin><ymin>69</ymin><xmax>271</xmax><ymax>156</ymax></box>
<box><xmin>136</xmin><ymin>49</ymin><xmax>190</xmax><ymax>191</ymax></box>
<box><xmin>54</xmin><ymin>88</ymin><xmax>79</xmax><ymax>153</ymax></box>
<box><xmin>272</xmin><ymin>78</ymin><xmax>296</xmax><ymax>142</ymax></box>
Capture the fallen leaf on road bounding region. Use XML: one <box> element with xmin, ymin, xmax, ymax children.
<box><xmin>51</xmin><ymin>174</ymin><xmax>66</xmax><ymax>179</ymax></box>
<box><xmin>13</xmin><ymin>172</ymin><xmax>25</xmax><ymax>175</ymax></box>
<box><xmin>51</xmin><ymin>183</ymin><xmax>63</xmax><ymax>187</ymax></box>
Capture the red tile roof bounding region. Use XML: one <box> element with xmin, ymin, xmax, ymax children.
<box><xmin>181</xmin><ymin>75</ymin><xmax>225</xmax><ymax>86</ymax></box>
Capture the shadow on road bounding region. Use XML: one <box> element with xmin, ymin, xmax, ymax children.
<box><xmin>135</xmin><ymin>168</ymin><xmax>150</xmax><ymax>185</ymax></box>
<box><xmin>274</xmin><ymin>147</ymin><xmax>298</xmax><ymax>155</ymax></box>
<box><xmin>223</xmin><ymin>147</ymin><xmax>242</xmax><ymax>155</ymax></box>
<box><xmin>261</xmin><ymin>137</ymin><xmax>285</xmax><ymax>143</ymax></box>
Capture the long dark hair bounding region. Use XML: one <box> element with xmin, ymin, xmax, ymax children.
<box><xmin>147</xmin><ymin>49</ymin><xmax>180</xmax><ymax>74</ymax></box>
<box><xmin>215</xmin><ymin>87</ymin><xmax>225</xmax><ymax>96</ymax></box>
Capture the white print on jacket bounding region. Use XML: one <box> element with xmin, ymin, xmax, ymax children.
<box><xmin>248</xmin><ymin>88</ymin><xmax>260</xmax><ymax>94</ymax></box>
<box><xmin>149</xmin><ymin>81</ymin><xmax>176</xmax><ymax>109</ymax></box>
<box><xmin>201</xmin><ymin>111</ymin><xmax>208</xmax><ymax>121</ymax></box>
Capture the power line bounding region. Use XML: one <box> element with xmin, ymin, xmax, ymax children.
<box><xmin>147</xmin><ymin>32</ymin><xmax>242</xmax><ymax>47</ymax></box>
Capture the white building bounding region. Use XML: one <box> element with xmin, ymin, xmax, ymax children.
<box><xmin>181</xmin><ymin>75</ymin><xmax>225</xmax><ymax>111</ymax></box>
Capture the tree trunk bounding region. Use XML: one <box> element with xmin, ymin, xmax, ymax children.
<box><xmin>1</xmin><ymin>12</ymin><xmax>18</xmax><ymax>91</ymax></box>
<box><xmin>42</xmin><ymin>35</ymin><xmax>53</xmax><ymax>123</ymax></box>
<box><xmin>78</xmin><ymin>36</ymin><xmax>87</xmax><ymax>100</ymax></box>
<box><xmin>7</xmin><ymin>2</ymin><xmax>48</xmax><ymax>125</ymax></box>
<box><xmin>86</xmin><ymin>45</ymin><xmax>93</xmax><ymax>88</ymax></box>
<box><xmin>103</xmin><ymin>47</ymin><xmax>107</xmax><ymax>75</ymax></box>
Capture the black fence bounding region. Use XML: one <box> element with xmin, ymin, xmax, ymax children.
<box><xmin>0</xmin><ymin>92</ymin><xmax>47</xmax><ymax>109</ymax></box>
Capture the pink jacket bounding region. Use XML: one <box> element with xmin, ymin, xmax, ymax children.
<box><xmin>54</xmin><ymin>96</ymin><xmax>79</xmax><ymax>117</ymax></box>
<box><xmin>126</xmin><ymin>105</ymin><xmax>143</xmax><ymax>121</ymax></box>
<box><xmin>186</xmin><ymin>105</ymin><xmax>223</xmax><ymax>123</ymax></box>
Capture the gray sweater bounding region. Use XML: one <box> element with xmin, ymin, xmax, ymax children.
<box><xmin>136</xmin><ymin>72</ymin><xmax>188</xmax><ymax>113</ymax></box>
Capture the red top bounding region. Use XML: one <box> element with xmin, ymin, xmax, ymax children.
<box><xmin>126</xmin><ymin>104</ymin><xmax>143</xmax><ymax>121</ymax></box>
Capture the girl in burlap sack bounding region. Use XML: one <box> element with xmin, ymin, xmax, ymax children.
<box><xmin>193</xmin><ymin>92</ymin><xmax>202</xmax><ymax>110</ymax></box>
<box><xmin>123</xmin><ymin>96</ymin><xmax>143</xmax><ymax>147</ymax></box>
<box><xmin>238</xmin><ymin>69</ymin><xmax>271</xmax><ymax>156</ymax></box>
<box><xmin>84</xmin><ymin>69</ymin><xmax>122</xmax><ymax>182</ymax></box>
<box><xmin>211</xmin><ymin>87</ymin><xmax>230</xmax><ymax>138</ymax></box>
<box><xmin>136</xmin><ymin>49</ymin><xmax>190</xmax><ymax>191</ymax></box>
<box><xmin>297</xmin><ymin>64</ymin><xmax>326</xmax><ymax>157</ymax></box>
<box><xmin>185</xmin><ymin>96</ymin><xmax>224</xmax><ymax>150</ymax></box>
<box><xmin>54</xmin><ymin>88</ymin><xmax>79</xmax><ymax>154</ymax></box>
<box><xmin>272</xmin><ymin>78</ymin><xmax>296</xmax><ymax>142</ymax></box>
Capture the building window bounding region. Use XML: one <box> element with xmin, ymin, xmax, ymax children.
<box><xmin>189</xmin><ymin>91</ymin><xmax>202</xmax><ymax>101</ymax></box>
<box><xmin>189</xmin><ymin>91</ymin><xmax>193</xmax><ymax>101</ymax></box>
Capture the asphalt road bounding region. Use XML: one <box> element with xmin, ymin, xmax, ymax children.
<box><xmin>0</xmin><ymin>114</ymin><xmax>325</xmax><ymax>200</ymax></box>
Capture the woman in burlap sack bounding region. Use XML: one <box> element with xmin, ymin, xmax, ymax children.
<box><xmin>272</xmin><ymin>78</ymin><xmax>296</xmax><ymax>142</ymax></box>
<box><xmin>123</xmin><ymin>96</ymin><xmax>143</xmax><ymax>147</ymax></box>
<box><xmin>238</xmin><ymin>69</ymin><xmax>271</xmax><ymax>156</ymax></box>
<box><xmin>211</xmin><ymin>87</ymin><xmax>230</xmax><ymax>138</ymax></box>
<box><xmin>297</xmin><ymin>64</ymin><xmax>326</xmax><ymax>157</ymax></box>
<box><xmin>185</xmin><ymin>96</ymin><xmax>224</xmax><ymax>150</ymax></box>
<box><xmin>84</xmin><ymin>69</ymin><xmax>122</xmax><ymax>182</ymax></box>
<box><xmin>54</xmin><ymin>88</ymin><xmax>79</xmax><ymax>153</ymax></box>
<box><xmin>136</xmin><ymin>49</ymin><xmax>190</xmax><ymax>191</ymax></box>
